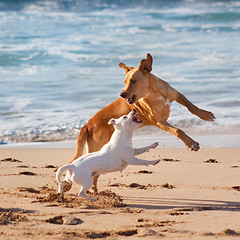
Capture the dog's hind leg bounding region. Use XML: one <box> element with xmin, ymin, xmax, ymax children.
<box><xmin>78</xmin><ymin>186</ymin><xmax>96</xmax><ymax>201</ymax></box>
<box><xmin>75</xmin><ymin>175</ymin><xmax>96</xmax><ymax>201</ymax></box>
<box><xmin>134</xmin><ymin>142</ymin><xmax>158</xmax><ymax>155</ymax></box>
<box><xmin>92</xmin><ymin>175</ymin><xmax>100</xmax><ymax>195</ymax></box>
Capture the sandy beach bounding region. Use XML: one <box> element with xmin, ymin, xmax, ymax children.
<box><xmin>0</xmin><ymin>147</ymin><xmax>239</xmax><ymax>239</ymax></box>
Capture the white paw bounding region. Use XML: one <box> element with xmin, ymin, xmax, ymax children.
<box><xmin>61</xmin><ymin>180</ymin><xmax>72</xmax><ymax>193</ymax></box>
<box><xmin>151</xmin><ymin>142</ymin><xmax>159</xmax><ymax>149</ymax></box>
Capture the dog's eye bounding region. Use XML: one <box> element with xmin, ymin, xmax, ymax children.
<box><xmin>131</xmin><ymin>79</ymin><xmax>136</xmax><ymax>84</ymax></box>
<box><xmin>123</xmin><ymin>116</ymin><xmax>127</xmax><ymax>119</ymax></box>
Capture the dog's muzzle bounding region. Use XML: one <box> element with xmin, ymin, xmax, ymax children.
<box><xmin>120</xmin><ymin>91</ymin><xmax>136</xmax><ymax>105</ymax></box>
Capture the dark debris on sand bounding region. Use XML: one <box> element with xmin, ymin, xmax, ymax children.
<box><xmin>162</xmin><ymin>158</ymin><xmax>180</xmax><ymax>162</ymax></box>
<box><xmin>46</xmin><ymin>215</ymin><xmax>83</xmax><ymax>225</ymax></box>
<box><xmin>109</xmin><ymin>182</ymin><xmax>159</xmax><ymax>189</ymax></box>
<box><xmin>136</xmin><ymin>170</ymin><xmax>153</xmax><ymax>174</ymax></box>
<box><xmin>1</xmin><ymin>158</ymin><xmax>22</xmax><ymax>163</ymax></box>
<box><xmin>231</xmin><ymin>186</ymin><xmax>240</xmax><ymax>191</ymax></box>
<box><xmin>0</xmin><ymin>207</ymin><xmax>29</xmax><ymax>225</ymax></box>
<box><xmin>204</xmin><ymin>159</ymin><xmax>218</xmax><ymax>163</ymax></box>
<box><xmin>44</xmin><ymin>165</ymin><xmax>56</xmax><ymax>168</ymax></box>
<box><xmin>222</xmin><ymin>229</ymin><xmax>240</xmax><ymax>236</ymax></box>
<box><xmin>161</xmin><ymin>183</ymin><xmax>175</xmax><ymax>189</ymax></box>
<box><xmin>19</xmin><ymin>187</ymin><xmax>40</xmax><ymax>194</ymax></box>
<box><xmin>18</xmin><ymin>171</ymin><xmax>37</xmax><ymax>176</ymax></box>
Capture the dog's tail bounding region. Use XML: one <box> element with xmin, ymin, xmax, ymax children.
<box><xmin>56</xmin><ymin>164</ymin><xmax>74</xmax><ymax>184</ymax></box>
<box><xmin>56</xmin><ymin>164</ymin><xmax>74</xmax><ymax>185</ymax></box>
<box><xmin>56</xmin><ymin>164</ymin><xmax>75</xmax><ymax>194</ymax></box>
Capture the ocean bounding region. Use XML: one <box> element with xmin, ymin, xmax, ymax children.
<box><xmin>0</xmin><ymin>0</ymin><xmax>240</xmax><ymax>147</ymax></box>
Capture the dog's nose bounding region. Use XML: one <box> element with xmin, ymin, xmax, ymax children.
<box><xmin>120</xmin><ymin>91</ymin><xmax>127</xmax><ymax>98</ymax></box>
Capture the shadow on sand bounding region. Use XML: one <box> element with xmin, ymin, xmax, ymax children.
<box><xmin>123</xmin><ymin>196</ymin><xmax>240</xmax><ymax>212</ymax></box>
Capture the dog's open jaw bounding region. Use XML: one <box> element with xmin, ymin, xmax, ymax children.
<box><xmin>132</xmin><ymin>112</ymin><xmax>142</xmax><ymax>124</ymax></box>
<box><xmin>127</xmin><ymin>95</ymin><xmax>136</xmax><ymax>105</ymax></box>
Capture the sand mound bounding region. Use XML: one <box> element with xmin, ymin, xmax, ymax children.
<box><xmin>33</xmin><ymin>186</ymin><xmax>126</xmax><ymax>209</ymax></box>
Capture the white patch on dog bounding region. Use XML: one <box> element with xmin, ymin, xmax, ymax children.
<box><xmin>154</xmin><ymin>95</ymin><xmax>171</xmax><ymax>107</ymax></box>
<box><xmin>165</xmin><ymin>98</ymin><xmax>171</xmax><ymax>107</ymax></box>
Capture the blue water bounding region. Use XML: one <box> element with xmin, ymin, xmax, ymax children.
<box><xmin>0</xmin><ymin>0</ymin><xmax>240</xmax><ymax>144</ymax></box>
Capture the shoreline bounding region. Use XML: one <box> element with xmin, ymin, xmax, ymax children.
<box><xmin>1</xmin><ymin>133</ymin><xmax>240</xmax><ymax>149</ymax></box>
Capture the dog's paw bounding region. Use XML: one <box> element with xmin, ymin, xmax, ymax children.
<box><xmin>62</xmin><ymin>180</ymin><xmax>72</xmax><ymax>193</ymax></box>
<box><xmin>151</xmin><ymin>142</ymin><xmax>159</xmax><ymax>149</ymax></box>
<box><xmin>189</xmin><ymin>142</ymin><xmax>200</xmax><ymax>151</ymax></box>
<box><xmin>205</xmin><ymin>111</ymin><xmax>215</xmax><ymax>121</ymax></box>
<box><xmin>199</xmin><ymin>110</ymin><xmax>216</xmax><ymax>121</ymax></box>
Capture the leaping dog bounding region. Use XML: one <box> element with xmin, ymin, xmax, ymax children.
<box><xmin>56</xmin><ymin>110</ymin><xmax>159</xmax><ymax>200</ymax></box>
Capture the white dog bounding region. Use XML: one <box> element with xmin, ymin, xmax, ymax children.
<box><xmin>56</xmin><ymin>110</ymin><xmax>160</xmax><ymax>200</ymax></box>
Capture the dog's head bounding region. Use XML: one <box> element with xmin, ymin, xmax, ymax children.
<box><xmin>108</xmin><ymin>110</ymin><xmax>142</xmax><ymax>131</ymax></box>
<box><xmin>119</xmin><ymin>53</ymin><xmax>153</xmax><ymax>105</ymax></box>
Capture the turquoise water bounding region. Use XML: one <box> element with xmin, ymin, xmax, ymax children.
<box><xmin>0</xmin><ymin>0</ymin><xmax>240</xmax><ymax>144</ymax></box>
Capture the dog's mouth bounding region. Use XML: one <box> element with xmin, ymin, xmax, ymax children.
<box><xmin>127</xmin><ymin>95</ymin><xmax>136</xmax><ymax>105</ymax></box>
<box><xmin>132</xmin><ymin>112</ymin><xmax>142</xmax><ymax>124</ymax></box>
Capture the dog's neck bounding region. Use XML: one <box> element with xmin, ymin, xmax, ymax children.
<box><xmin>111</xmin><ymin>128</ymin><xmax>133</xmax><ymax>146</ymax></box>
<box><xmin>143</xmin><ymin>73</ymin><xmax>169</xmax><ymax>100</ymax></box>
<box><xmin>147</xmin><ymin>73</ymin><xmax>161</xmax><ymax>91</ymax></box>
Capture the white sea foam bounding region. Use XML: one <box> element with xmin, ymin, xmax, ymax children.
<box><xmin>8</xmin><ymin>98</ymin><xmax>32</xmax><ymax>113</ymax></box>
<box><xmin>19</xmin><ymin>52</ymin><xmax>40</xmax><ymax>61</ymax></box>
<box><xmin>19</xmin><ymin>65</ymin><xmax>38</xmax><ymax>75</ymax></box>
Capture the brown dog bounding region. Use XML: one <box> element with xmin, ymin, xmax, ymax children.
<box><xmin>62</xmin><ymin>53</ymin><xmax>215</xmax><ymax>193</ymax></box>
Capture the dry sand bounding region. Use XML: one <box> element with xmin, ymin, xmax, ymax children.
<box><xmin>0</xmin><ymin>147</ymin><xmax>239</xmax><ymax>239</ymax></box>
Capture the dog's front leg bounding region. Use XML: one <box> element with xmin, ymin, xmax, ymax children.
<box><xmin>134</xmin><ymin>142</ymin><xmax>158</xmax><ymax>155</ymax></box>
<box><xmin>175</xmin><ymin>92</ymin><xmax>215</xmax><ymax>121</ymax></box>
<box><xmin>134</xmin><ymin>144</ymin><xmax>158</xmax><ymax>155</ymax></box>
<box><xmin>156</xmin><ymin>121</ymin><xmax>200</xmax><ymax>151</ymax></box>
<box><xmin>128</xmin><ymin>156</ymin><xmax>160</xmax><ymax>166</ymax></box>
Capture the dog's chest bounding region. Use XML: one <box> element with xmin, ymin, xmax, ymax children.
<box><xmin>108</xmin><ymin>158</ymin><xmax>128</xmax><ymax>170</ymax></box>
<box><xmin>143</xmin><ymin>94</ymin><xmax>171</xmax><ymax>106</ymax></box>
<box><xmin>135</xmin><ymin>95</ymin><xmax>171</xmax><ymax>122</ymax></box>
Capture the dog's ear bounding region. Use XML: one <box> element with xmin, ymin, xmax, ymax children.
<box><xmin>119</xmin><ymin>63</ymin><xmax>134</xmax><ymax>74</ymax></box>
<box><xmin>138</xmin><ymin>53</ymin><xmax>153</xmax><ymax>73</ymax></box>
<box><xmin>108</xmin><ymin>118</ymin><xmax>116</xmax><ymax>125</ymax></box>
